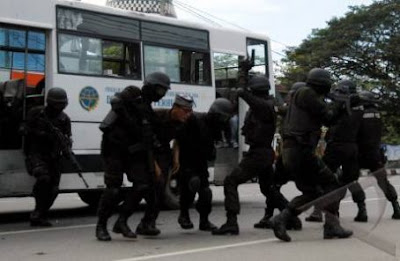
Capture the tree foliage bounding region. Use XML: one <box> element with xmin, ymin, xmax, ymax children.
<box><xmin>279</xmin><ymin>0</ymin><xmax>400</xmax><ymax>143</ymax></box>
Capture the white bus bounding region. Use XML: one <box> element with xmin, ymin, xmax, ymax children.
<box><xmin>0</xmin><ymin>0</ymin><xmax>275</xmax><ymax>207</ymax></box>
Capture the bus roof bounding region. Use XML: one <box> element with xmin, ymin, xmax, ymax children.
<box><xmin>57</xmin><ymin>0</ymin><xmax>270</xmax><ymax>41</ymax></box>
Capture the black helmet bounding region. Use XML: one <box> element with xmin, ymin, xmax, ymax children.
<box><xmin>46</xmin><ymin>87</ymin><xmax>68</xmax><ymax>106</ymax></box>
<box><xmin>291</xmin><ymin>82</ymin><xmax>306</xmax><ymax>92</ymax></box>
<box><xmin>144</xmin><ymin>72</ymin><xmax>171</xmax><ymax>90</ymax></box>
<box><xmin>336</xmin><ymin>79</ymin><xmax>357</xmax><ymax>94</ymax></box>
<box><xmin>359</xmin><ymin>90</ymin><xmax>380</xmax><ymax>106</ymax></box>
<box><xmin>208</xmin><ymin>98</ymin><xmax>233</xmax><ymax>118</ymax></box>
<box><xmin>306</xmin><ymin>68</ymin><xmax>332</xmax><ymax>94</ymax></box>
<box><xmin>247</xmin><ymin>76</ymin><xmax>270</xmax><ymax>94</ymax></box>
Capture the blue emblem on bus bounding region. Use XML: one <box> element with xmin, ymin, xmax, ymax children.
<box><xmin>79</xmin><ymin>86</ymin><xmax>99</xmax><ymax>111</ymax></box>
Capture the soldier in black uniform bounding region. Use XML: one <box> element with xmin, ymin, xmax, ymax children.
<box><xmin>271</xmin><ymin>68</ymin><xmax>353</xmax><ymax>242</ymax></box>
<box><xmin>349</xmin><ymin>91</ymin><xmax>400</xmax><ymax>221</ymax></box>
<box><xmin>177</xmin><ymin>98</ymin><xmax>233</xmax><ymax>232</ymax></box>
<box><xmin>253</xmin><ymin>81</ymin><xmax>306</xmax><ymax>230</ymax></box>
<box><xmin>95</xmin><ymin>72</ymin><xmax>170</xmax><ymax>241</ymax></box>
<box><xmin>212</xmin><ymin>76</ymin><xmax>294</xmax><ymax>235</ymax></box>
<box><xmin>306</xmin><ymin>80</ymin><xmax>364</xmax><ymax>222</ymax></box>
<box><xmin>152</xmin><ymin>94</ymin><xmax>194</xmax><ymax>218</ymax></box>
<box><xmin>24</xmin><ymin>88</ymin><xmax>71</xmax><ymax>227</ymax></box>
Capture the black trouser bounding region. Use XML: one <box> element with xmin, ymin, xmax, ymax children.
<box><xmin>224</xmin><ymin>146</ymin><xmax>288</xmax><ymax>215</ymax></box>
<box><xmin>323</xmin><ymin>142</ymin><xmax>364</xmax><ymax>203</ymax></box>
<box><xmin>273</xmin><ymin>155</ymin><xmax>291</xmax><ymax>186</ymax></box>
<box><xmin>179</xmin><ymin>168</ymin><xmax>212</xmax><ymax>218</ymax></box>
<box><xmin>350</xmin><ymin>152</ymin><xmax>398</xmax><ymax>203</ymax></box>
<box><xmin>97</xmin><ymin>153</ymin><xmax>156</xmax><ymax>225</ymax></box>
<box><xmin>282</xmin><ymin>141</ymin><xmax>339</xmax><ymax>216</ymax></box>
<box><xmin>31</xmin><ymin>157</ymin><xmax>61</xmax><ymax>218</ymax></box>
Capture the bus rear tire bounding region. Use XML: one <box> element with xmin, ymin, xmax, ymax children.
<box><xmin>78</xmin><ymin>191</ymin><xmax>102</xmax><ymax>209</ymax></box>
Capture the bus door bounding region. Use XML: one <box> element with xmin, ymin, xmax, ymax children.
<box><xmin>212</xmin><ymin>52</ymin><xmax>242</xmax><ymax>185</ymax></box>
<box><xmin>0</xmin><ymin>25</ymin><xmax>46</xmax><ymax>196</ymax></box>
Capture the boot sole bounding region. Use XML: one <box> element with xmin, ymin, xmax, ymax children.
<box><xmin>136</xmin><ymin>230</ymin><xmax>160</xmax><ymax>236</ymax></box>
<box><xmin>324</xmin><ymin>233</ymin><xmax>353</xmax><ymax>239</ymax></box>
<box><xmin>96</xmin><ymin>236</ymin><xmax>112</xmax><ymax>241</ymax></box>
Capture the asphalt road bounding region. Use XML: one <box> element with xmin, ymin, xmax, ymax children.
<box><xmin>0</xmin><ymin>176</ymin><xmax>399</xmax><ymax>261</ymax></box>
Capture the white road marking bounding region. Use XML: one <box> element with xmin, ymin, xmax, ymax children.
<box><xmin>0</xmin><ymin>224</ymin><xmax>95</xmax><ymax>236</ymax></box>
<box><xmin>114</xmin><ymin>238</ymin><xmax>277</xmax><ymax>261</ymax></box>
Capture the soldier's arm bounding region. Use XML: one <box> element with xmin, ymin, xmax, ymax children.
<box><xmin>171</xmin><ymin>139</ymin><xmax>180</xmax><ymax>174</ymax></box>
<box><xmin>296</xmin><ymin>88</ymin><xmax>341</xmax><ymax>126</ymax></box>
<box><xmin>238</xmin><ymin>90</ymin><xmax>274</xmax><ymax>120</ymax></box>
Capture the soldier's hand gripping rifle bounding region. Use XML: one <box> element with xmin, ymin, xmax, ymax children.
<box><xmin>237</xmin><ymin>49</ymin><xmax>255</xmax><ymax>88</ymax></box>
<box><xmin>40</xmin><ymin>117</ymin><xmax>89</xmax><ymax>188</ymax></box>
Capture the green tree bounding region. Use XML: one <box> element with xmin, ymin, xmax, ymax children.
<box><xmin>280</xmin><ymin>0</ymin><xmax>400</xmax><ymax>143</ymax></box>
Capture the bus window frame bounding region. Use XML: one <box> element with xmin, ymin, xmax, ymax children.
<box><xmin>56</xmin><ymin>30</ymin><xmax>142</xmax><ymax>79</ymax></box>
<box><xmin>55</xmin><ymin>6</ymin><xmax>212</xmax><ymax>85</ymax></box>
<box><xmin>142</xmin><ymin>42</ymin><xmax>212</xmax><ymax>87</ymax></box>
<box><xmin>246</xmin><ymin>37</ymin><xmax>269</xmax><ymax>78</ymax></box>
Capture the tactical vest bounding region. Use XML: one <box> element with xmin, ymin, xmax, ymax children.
<box><xmin>283</xmin><ymin>87</ymin><xmax>322</xmax><ymax>145</ymax></box>
<box><xmin>326</xmin><ymin>105</ymin><xmax>364</xmax><ymax>143</ymax></box>
<box><xmin>358</xmin><ymin>106</ymin><xmax>382</xmax><ymax>151</ymax></box>
<box><xmin>241</xmin><ymin>99</ymin><xmax>276</xmax><ymax>147</ymax></box>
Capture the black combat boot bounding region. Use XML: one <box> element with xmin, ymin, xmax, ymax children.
<box><xmin>323</xmin><ymin>213</ymin><xmax>353</xmax><ymax>239</ymax></box>
<box><xmin>287</xmin><ymin>216</ymin><xmax>302</xmax><ymax>231</ymax></box>
<box><xmin>305</xmin><ymin>208</ymin><xmax>323</xmax><ymax>222</ymax></box>
<box><xmin>254</xmin><ymin>208</ymin><xmax>273</xmax><ymax>229</ymax></box>
<box><xmin>391</xmin><ymin>200</ymin><xmax>400</xmax><ymax>220</ymax></box>
<box><xmin>136</xmin><ymin>220</ymin><xmax>161</xmax><ymax>236</ymax></box>
<box><xmin>95</xmin><ymin>188</ymin><xmax>119</xmax><ymax>241</ymax></box>
<box><xmin>199</xmin><ymin>214</ymin><xmax>217</xmax><ymax>231</ymax></box>
<box><xmin>270</xmin><ymin>208</ymin><xmax>292</xmax><ymax>242</ymax></box>
<box><xmin>178</xmin><ymin>211</ymin><xmax>194</xmax><ymax>229</ymax></box>
<box><xmin>96</xmin><ymin>224</ymin><xmax>111</xmax><ymax>241</ymax></box>
<box><xmin>212</xmin><ymin>212</ymin><xmax>239</xmax><ymax>235</ymax></box>
<box><xmin>354</xmin><ymin>202</ymin><xmax>368</xmax><ymax>222</ymax></box>
<box><xmin>30</xmin><ymin>211</ymin><xmax>52</xmax><ymax>227</ymax></box>
<box><xmin>112</xmin><ymin>215</ymin><xmax>137</xmax><ymax>238</ymax></box>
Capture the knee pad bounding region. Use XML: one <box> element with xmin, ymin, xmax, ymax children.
<box><xmin>188</xmin><ymin>176</ymin><xmax>201</xmax><ymax>193</ymax></box>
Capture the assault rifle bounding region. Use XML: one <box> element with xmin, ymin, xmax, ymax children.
<box><xmin>39</xmin><ymin>115</ymin><xmax>89</xmax><ymax>188</ymax></box>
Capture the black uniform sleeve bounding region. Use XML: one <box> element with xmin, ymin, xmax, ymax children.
<box><xmin>296</xmin><ymin>88</ymin><xmax>340</xmax><ymax>126</ymax></box>
<box><xmin>239</xmin><ymin>90</ymin><xmax>274</xmax><ymax>121</ymax></box>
